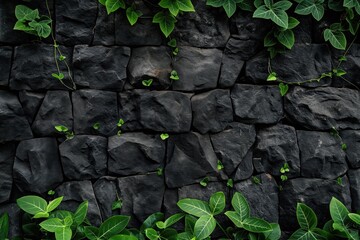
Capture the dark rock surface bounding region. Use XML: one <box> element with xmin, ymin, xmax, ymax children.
<box><xmin>233</xmin><ymin>150</ymin><xmax>254</xmax><ymax>181</ymax></box>
<box><xmin>0</xmin><ymin>46</ymin><xmax>12</xmax><ymax>86</ymax></box>
<box><xmin>72</xmin><ymin>90</ymin><xmax>118</xmax><ymax>136</ymax></box>
<box><xmin>93</xmin><ymin>177</ymin><xmax>118</xmax><ymax>220</ymax></box>
<box><xmin>13</xmin><ymin>138</ymin><xmax>63</xmax><ymax>193</ymax></box>
<box><xmin>118</xmin><ymin>91</ymin><xmax>143</xmax><ymax>131</ymax></box>
<box><xmin>246</xmin><ymin>45</ymin><xmax>332</xmax><ymax>86</ymax></box>
<box><xmin>348</xmin><ymin>169</ymin><xmax>360</xmax><ymax>211</ymax></box>
<box><xmin>340</xmin><ymin>130</ymin><xmax>360</xmax><ymax>168</ymax></box>
<box><xmin>32</xmin><ymin>91</ymin><xmax>73</xmax><ymax>137</ymax></box>
<box><xmin>210</xmin><ymin>123</ymin><xmax>256</xmax><ymax>177</ymax></box>
<box><xmin>59</xmin><ymin>135</ymin><xmax>107</xmax><ymax>180</ymax></box>
<box><xmin>55</xmin><ymin>181</ymin><xmax>102</xmax><ymax>226</ymax></box>
<box><xmin>231</xmin><ymin>84</ymin><xmax>283</xmax><ymax>124</ymax></box>
<box><xmin>173</xmin><ymin>0</ymin><xmax>230</xmax><ymax>47</ymax></box>
<box><xmin>0</xmin><ymin>203</ymin><xmax>21</xmax><ymax>238</ymax></box>
<box><xmin>18</xmin><ymin>91</ymin><xmax>45</xmax><ymax>125</ymax></box>
<box><xmin>254</xmin><ymin>124</ymin><xmax>300</xmax><ymax>178</ymax></box>
<box><xmin>128</xmin><ymin>47</ymin><xmax>172</xmax><ymax>89</ymax></box>
<box><xmin>116</xmin><ymin>174</ymin><xmax>165</xmax><ymax>225</ymax></box>
<box><xmin>166</xmin><ymin>132</ymin><xmax>218</xmax><ymax>188</ymax></box>
<box><xmin>139</xmin><ymin>91</ymin><xmax>192</xmax><ymax>133</ymax></box>
<box><xmin>234</xmin><ymin>174</ymin><xmax>279</xmax><ymax>222</ymax></box>
<box><xmin>0</xmin><ymin>90</ymin><xmax>33</xmax><ymax>143</ymax></box>
<box><xmin>172</xmin><ymin>47</ymin><xmax>222</xmax><ymax>91</ymax></box>
<box><xmin>108</xmin><ymin>133</ymin><xmax>165</xmax><ymax>176</ymax></box>
<box><xmin>93</xmin><ymin>4</ymin><xmax>115</xmax><ymax>46</ymax></box>
<box><xmin>219</xmin><ymin>50</ymin><xmax>245</xmax><ymax>88</ymax></box>
<box><xmin>55</xmin><ymin>0</ymin><xmax>98</xmax><ymax>45</ymax></box>
<box><xmin>0</xmin><ymin>143</ymin><xmax>15</xmax><ymax>203</ymax></box>
<box><xmin>279</xmin><ymin>177</ymin><xmax>351</xmax><ymax>231</ymax></box>
<box><xmin>73</xmin><ymin>46</ymin><xmax>130</xmax><ymax>90</ymax></box>
<box><xmin>192</xmin><ymin>89</ymin><xmax>233</xmax><ymax>134</ymax></box>
<box><xmin>285</xmin><ymin>87</ymin><xmax>360</xmax><ymax>130</ymax></box>
<box><xmin>297</xmin><ymin>130</ymin><xmax>347</xmax><ymax>179</ymax></box>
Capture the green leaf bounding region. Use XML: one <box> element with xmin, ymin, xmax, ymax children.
<box><xmin>227</xmin><ymin>178</ymin><xmax>234</xmax><ymax>188</ymax></box>
<box><xmin>160</xmin><ymin>133</ymin><xmax>170</xmax><ymax>140</ymax></box>
<box><xmin>225</xmin><ymin>211</ymin><xmax>243</xmax><ymax>228</ymax></box>
<box><xmin>142</xmin><ymin>79</ymin><xmax>153</xmax><ymax>87</ymax></box>
<box><xmin>84</xmin><ymin>226</ymin><xmax>99</xmax><ymax>240</ymax></box>
<box><xmin>295</xmin><ymin>0</ymin><xmax>325</xmax><ymax>21</ymax></box>
<box><xmin>112</xmin><ymin>199</ymin><xmax>123</xmax><ymax>211</ymax></box>
<box><xmin>168</xmin><ymin>39</ymin><xmax>177</xmax><ymax>47</ymax></box>
<box><xmin>288</xmin><ymin>229</ymin><xmax>319</xmax><ymax>240</ymax></box>
<box><xmin>74</xmin><ymin>201</ymin><xmax>88</xmax><ymax>226</ymax></box>
<box><xmin>177</xmin><ymin>199</ymin><xmax>212</xmax><ymax>217</ymax></box>
<box><xmin>117</xmin><ymin>118</ymin><xmax>125</xmax><ymax>127</ymax></box>
<box><xmin>200</xmin><ymin>177</ymin><xmax>209</xmax><ymax>187</ymax></box>
<box><xmin>55</xmin><ymin>227</ymin><xmax>72</xmax><ymax>240</ymax></box>
<box><xmin>39</xmin><ymin>218</ymin><xmax>65</xmax><ymax>232</ymax></box>
<box><xmin>92</xmin><ymin>122</ymin><xmax>100</xmax><ymax>130</ymax></box>
<box><xmin>242</xmin><ymin>217</ymin><xmax>272</xmax><ymax>233</ymax></box>
<box><xmin>109</xmin><ymin>235</ymin><xmax>139</xmax><ymax>240</ymax></box>
<box><xmin>160</xmin><ymin>228</ymin><xmax>178</xmax><ymax>240</ymax></box>
<box><xmin>52</xmin><ymin>73</ymin><xmax>65</xmax><ymax>80</ymax></box>
<box><xmin>98</xmin><ymin>215</ymin><xmax>130</xmax><ymax>239</ymax></box>
<box><xmin>206</xmin><ymin>0</ymin><xmax>224</xmax><ymax>8</ymax></box>
<box><xmin>348</xmin><ymin>213</ymin><xmax>360</xmax><ymax>225</ymax></box>
<box><xmin>333</xmin><ymin>68</ymin><xmax>347</xmax><ymax>76</ymax></box>
<box><xmin>223</xmin><ymin>0</ymin><xmax>237</xmax><ymax>18</ymax></box>
<box><xmin>99</xmin><ymin>0</ymin><xmax>107</xmax><ymax>6</ymax></box>
<box><xmin>231</xmin><ymin>192</ymin><xmax>250</xmax><ymax>221</ymax></box>
<box><xmin>194</xmin><ymin>215</ymin><xmax>216</xmax><ymax>240</ymax></box>
<box><xmin>170</xmin><ymin>70</ymin><xmax>180</xmax><ymax>80</ymax></box>
<box><xmin>13</xmin><ymin>21</ymin><xmax>34</xmax><ymax>32</ymax></box>
<box><xmin>288</xmin><ymin>17</ymin><xmax>300</xmax><ymax>29</ymax></box>
<box><xmin>253</xmin><ymin>3</ymin><xmax>290</xmax><ymax>29</ymax></box>
<box><xmin>344</xmin><ymin>0</ymin><xmax>357</xmax><ymax>8</ymax></box>
<box><xmin>209</xmin><ymin>192</ymin><xmax>225</xmax><ymax>215</ymax></box>
<box><xmin>15</xmin><ymin>5</ymin><xmax>39</xmax><ymax>21</ymax></box>
<box><xmin>47</xmin><ymin>196</ymin><xmax>63</xmax><ymax>213</ymax></box>
<box><xmin>50</xmin><ymin>210</ymin><xmax>73</xmax><ymax>220</ymax></box>
<box><xmin>185</xmin><ymin>215</ymin><xmax>197</xmax><ymax>234</ymax></box>
<box><xmin>141</xmin><ymin>212</ymin><xmax>164</xmax><ymax>232</ymax></box>
<box><xmin>0</xmin><ymin>213</ymin><xmax>9</xmax><ymax>239</ymax></box>
<box><xmin>277</xmin><ymin>29</ymin><xmax>294</xmax><ymax>49</ymax></box>
<box><xmin>159</xmin><ymin>0</ymin><xmax>180</xmax><ymax>16</ymax></box>
<box><xmin>64</xmin><ymin>216</ymin><xmax>73</xmax><ymax>227</ymax></box>
<box><xmin>145</xmin><ymin>228</ymin><xmax>160</xmax><ymax>240</ymax></box>
<box><xmin>153</xmin><ymin>12</ymin><xmax>176</xmax><ymax>37</ymax></box>
<box><xmin>28</xmin><ymin>20</ymin><xmax>52</xmax><ymax>38</ymax></box>
<box><xmin>177</xmin><ymin>0</ymin><xmax>196</xmax><ymax>12</ymax></box>
<box><xmin>330</xmin><ymin>197</ymin><xmax>349</xmax><ymax>225</ymax></box>
<box><xmin>239</xmin><ymin>0</ymin><xmax>255</xmax><ymax>11</ymax></box>
<box><xmin>164</xmin><ymin>213</ymin><xmax>185</xmax><ymax>228</ymax></box>
<box><xmin>263</xmin><ymin>223</ymin><xmax>281</xmax><ymax>240</ymax></box>
<box><xmin>279</xmin><ymin>83</ymin><xmax>289</xmax><ymax>96</ymax></box>
<box><xmin>106</xmin><ymin>0</ymin><xmax>126</xmax><ymax>14</ymax></box>
<box><xmin>17</xmin><ymin>195</ymin><xmax>48</xmax><ymax>215</ymax></box>
<box><xmin>177</xmin><ymin>232</ymin><xmax>194</xmax><ymax>240</ymax></box>
<box><xmin>55</xmin><ymin>125</ymin><xmax>69</xmax><ymax>132</ymax></box>
<box><xmin>296</xmin><ymin>203</ymin><xmax>318</xmax><ymax>231</ymax></box>
<box><xmin>48</xmin><ymin>190</ymin><xmax>55</xmax><ymax>195</ymax></box>
<box><xmin>264</xmin><ymin>32</ymin><xmax>277</xmax><ymax>47</ymax></box>
<box><xmin>33</xmin><ymin>212</ymin><xmax>49</xmax><ymax>219</ymax></box>
<box><xmin>126</xmin><ymin>7</ymin><xmax>142</xmax><ymax>26</ymax></box>
<box><xmin>323</xmin><ymin>29</ymin><xmax>347</xmax><ymax>50</ymax></box>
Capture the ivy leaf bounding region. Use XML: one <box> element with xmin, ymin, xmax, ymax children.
<box><xmin>343</xmin><ymin>0</ymin><xmax>357</xmax><ymax>8</ymax></box>
<box><xmin>126</xmin><ymin>7</ymin><xmax>142</xmax><ymax>26</ymax></box>
<box><xmin>264</xmin><ymin>31</ymin><xmax>277</xmax><ymax>47</ymax></box>
<box><xmin>279</xmin><ymin>83</ymin><xmax>289</xmax><ymax>96</ymax></box>
<box><xmin>153</xmin><ymin>12</ymin><xmax>176</xmax><ymax>37</ymax></box>
<box><xmin>323</xmin><ymin>29</ymin><xmax>347</xmax><ymax>50</ymax></box>
<box><xmin>253</xmin><ymin>1</ymin><xmax>292</xmax><ymax>29</ymax></box>
<box><xmin>52</xmin><ymin>73</ymin><xmax>65</xmax><ymax>80</ymax></box>
<box><xmin>28</xmin><ymin>20</ymin><xmax>52</xmax><ymax>38</ymax></box>
<box><xmin>295</xmin><ymin>0</ymin><xmax>325</xmax><ymax>21</ymax></box>
<box><xmin>159</xmin><ymin>0</ymin><xmax>180</xmax><ymax>16</ymax></box>
<box><xmin>267</xmin><ymin>72</ymin><xmax>277</xmax><ymax>81</ymax></box>
<box><xmin>287</xmin><ymin>17</ymin><xmax>300</xmax><ymax>29</ymax></box>
<box><xmin>177</xmin><ymin>0</ymin><xmax>196</xmax><ymax>12</ymax></box>
<box><xmin>0</xmin><ymin>213</ymin><xmax>9</xmax><ymax>240</ymax></box>
<box><xmin>105</xmin><ymin>0</ymin><xmax>126</xmax><ymax>14</ymax></box>
<box><xmin>239</xmin><ymin>0</ymin><xmax>255</xmax><ymax>11</ymax></box>
<box><xmin>99</xmin><ymin>0</ymin><xmax>107</xmax><ymax>6</ymax></box>
<box><xmin>276</xmin><ymin>29</ymin><xmax>295</xmax><ymax>49</ymax></box>
<box><xmin>15</xmin><ymin>5</ymin><xmax>39</xmax><ymax>21</ymax></box>
<box><xmin>142</xmin><ymin>79</ymin><xmax>153</xmax><ymax>87</ymax></box>
<box><xmin>206</xmin><ymin>0</ymin><xmax>237</xmax><ymax>17</ymax></box>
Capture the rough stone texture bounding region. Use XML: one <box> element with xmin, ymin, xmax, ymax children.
<box><xmin>108</xmin><ymin>133</ymin><xmax>165</xmax><ymax>176</ymax></box>
<box><xmin>172</xmin><ymin>47</ymin><xmax>222</xmax><ymax>92</ymax></box>
<box><xmin>210</xmin><ymin>123</ymin><xmax>256</xmax><ymax>177</ymax></box>
<box><xmin>219</xmin><ymin>50</ymin><xmax>245</xmax><ymax>88</ymax></box>
<box><xmin>93</xmin><ymin>4</ymin><xmax>115</xmax><ymax>46</ymax></box>
<box><xmin>139</xmin><ymin>91</ymin><xmax>192</xmax><ymax>133</ymax></box>
<box><xmin>56</xmin><ymin>0</ymin><xmax>98</xmax><ymax>45</ymax></box>
<box><xmin>166</xmin><ymin>132</ymin><xmax>218</xmax><ymax>188</ymax></box>
<box><xmin>18</xmin><ymin>91</ymin><xmax>45</xmax><ymax>125</ymax></box>
<box><xmin>116</xmin><ymin>174</ymin><xmax>165</xmax><ymax>226</ymax></box>
<box><xmin>128</xmin><ymin>47</ymin><xmax>172</xmax><ymax>89</ymax></box>
<box><xmin>191</xmin><ymin>89</ymin><xmax>233</xmax><ymax>134</ymax></box>
<box><xmin>32</xmin><ymin>91</ymin><xmax>73</xmax><ymax>137</ymax></box>
<box><xmin>73</xmin><ymin>46</ymin><xmax>130</xmax><ymax>90</ymax></box>
<box><xmin>0</xmin><ymin>90</ymin><xmax>33</xmax><ymax>143</ymax></box>
<box><xmin>0</xmin><ymin>143</ymin><xmax>15</xmax><ymax>203</ymax></box>
<box><xmin>118</xmin><ymin>90</ymin><xmax>143</xmax><ymax>131</ymax></box>
<box><xmin>55</xmin><ymin>181</ymin><xmax>102</xmax><ymax>226</ymax></box>
<box><xmin>0</xmin><ymin>203</ymin><xmax>21</xmax><ymax>238</ymax></box>
<box><xmin>234</xmin><ymin>174</ymin><xmax>279</xmax><ymax>222</ymax></box>
<box><xmin>173</xmin><ymin>0</ymin><xmax>230</xmax><ymax>47</ymax></box>
<box><xmin>285</xmin><ymin>87</ymin><xmax>360</xmax><ymax>130</ymax></box>
<box><xmin>279</xmin><ymin>177</ymin><xmax>352</xmax><ymax>231</ymax></box>
<box><xmin>59</xmin><ymin>135</ymin><xmax>108</xmax><ymax>180</ymax></box>
<box><xmin>10</xmin><ymin>44</ymin><xmax>72</xmax><ymax>90</ymax></box>
<box><xmin>0</xmin><ymin>46</ymin><xmax>12</xmax><ymax>86</ymax></box>
<box><xmin>73</xmin><ymin>90</ymin><xmax>118</xmax><ymax>136</ymax></box>
<box><xmin>231</xmin><ymin>84</ymin><xmax>283</xmax><ymax>124</ymax></box>
<box><xmin>254</xmin><ymin>125</ymin><xmax>300</xmax><ymax>178</ymax></box>
<box><xmin>348</xmin><ymin>169</ymin><xmax>360</xmax><ymax>211</ymax></box>
<box><xmin>298</xmin><ymin>130</ymin><xmax>347</xmax><ymax>179</ymax></box>
<box><xmin>93</xmin><ymin>177</ymin><xmax>118</xmax><ymax>220</ymax></box>
<box><xmin>233</xmin><ymin>150</ymin><xmax>254</xmax><ymax>181</ymax></box>
<box><xmin>340</xmin><ymin>130</ymin><xmax>360</xmax><ymax>168</ymax></box>
<box><xmin>13</xmin><ymin>138</ymin><xmax>63</xmax><ymax>193</ymax></box>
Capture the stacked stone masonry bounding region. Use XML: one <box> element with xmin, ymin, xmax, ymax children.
<box><xmin>0</xmin><ymin>0</ymin><xmax>360</xmax><ymax>238</ymax></box>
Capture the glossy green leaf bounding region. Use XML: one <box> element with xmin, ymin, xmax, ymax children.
<box><xmin>277</xmin><ymin>29</ymin><xmax>294</xmax><ymax>49</ymax></box>
<box><xmin>106</xmin><ymin>0</ymin><xmax>126</xmax><ymax>14</ymax></box>
<box><xmin>344</xmin><ymin>0</ymin><xmax>357</xmax><ymax>8</ymax></box>
<box><xmin>55</xmin><ymin>226</ymin><xmax>72</xmax><ymax>240</ymax></box>
<box><xmin>141</xmin><ymin>212</ymin><xmax>164</xmax><ymax>232</ymax></box>
<box><xmin>194</xmin><ymin>215</ymin><xmax>216</xmax><ymax>240</ymax></box>
<box><xmin>98</xmin><ymin>215</ymin><xmax>130</xmax><ymax>239</ymax></box>
<box><xmin>163</xmin><ymin>213</ymin><xmax>185</xmax><ymax>228</ymax></box>
<box><xmin>17</xmin><ymin>195</ymin><xmax>48</xmax><ymax>215</ymax></box>
<box><xmin>288</xmin><ymin>229</ymin><xmax>320</xmax><ymax>240</ymax></box>
<box><xmin>330</xmin><ymin>197</ymin><xmax>349</xmax><ymax>225</ymax></box>
<box><xmin>47</xmin><ymin>196</ymin><xmax>63</xmax><ymax>213</ymax></box>
<box><xmin>161</xmin><ymin>228</ymin><xmax>178</xmax><ymax>240</ymax></box>
<box><xmin>279</xmin><ymin>83</ymin><xmax>289</xmax><ymax>96</ymax></box>
<box><xmin>99</xmin><ymin>0</ymin><xmax>107</xmax><ymax>6</ymax></box>
<box><xmin>33</xmin><ymin>212</ymin><xmax>49</xmax><ymax>219</ymax></box>
<box><xmin>263</xmin><ymin>223</ymin><xmax>281</xmax><ymax>240</ymax></box>
<box><xmin>253</xmin><ymin>2</ymin><xmax>291</xmax><ymax>29</ymax></box>
<box><xmin>209</xmin><ymin>192</ymin><xmax>225</xmax><ymax>215</ymax></box>
<box><xmin>177</xmin><ymin>199</ymin><xmax>212</xmax><ymax>217</ymax></box>
<box><xmin>126</xmin><ymin>7</ymin><xmax>142</xmax><ymax>26</ymax></box>
<box><xmin>159</xmin><ymin>0</ymin><xmax>180</xmax><ymax>16</ymax></box>
<box><xmin>231</xmin><ymin>192</ymin><xmax>250</xmax><ymax>221</ymax></box>
<box><xmin>153</xmin><ymin>12</ymin><xmax>176</xmax><ymax>37</ymax></box>
<box><xmin>288</xmin><ymin>17</ymin><xmax>300</xmax><ymax>29</ymax></box>
<box><xmin>296</xmin><ymin>203</ymin><xmax>318</xmax><ymax>231</ymax></box>
<box><xmin>145</xmin><ymin>228</ymin><xmax>160</xmax><ymax>240</ymax></box>
<box><xmin>109</xmin><ymin>234</ymin><xmax>139</xmax><ymax>240</ymax></box>
<box><xmin>0</xmin><ymin>213</ymin><xmax>9</xmax><ymax>239</ymax></box>
<box><xmin>74</xmin><ymin>201</ymin><xmax>88</xmax><ymax>226</ymax></box>
<box><xmin>177</xmin><ymin>232</ymin><xmax>194</xmax><ymax>240</ymax></box>
<box><xmin>348</xmin><ymin>213</ymin><xmax>360</xmax><ymax>225</ymax></box>
<box><xmin>295</xmin><ymin>0</ymin><xmax>325</xmax><ymax>21</ymax></box>
<box><xmin>39</xmin><ymin>218</ymin><xmax>64</xmax><ymax>232</ymax></box>
<box><xmin>185</xmin><ymin>215</ymin><xmax>197</xmax><ymax>234</ymax></box>
<box><xmin>323</xmin><ymin>29</ymin><xmax>347</xmax><ymax>50</ymax></box>
<box><xmin>84</xmin><ymin>226</ymin><xmax>99</xmax><ymax>240</ymax></box>
<box><xmin>28</xmin><ymin>20</ymin><xmax>51</xmax><ymax>38</ymax></box>
<box><xmin>64</xmin><ymin>216</ymin><xmax>73</xmax><ymax>227</ymax></box>
<box><xmin>177</xmin><ymin>0</ymin><xmax>196</xmax><ymax>12</ymax></box>
<box><xmin>224</xmin><ymin>211</ymin><xmax>243</xmax><ymax>228</ymax></box>
<box><xmin>15</xmin><ymin>5</ymin><xmax>39</xmax><ymax>21</ymax></box>
<box><xmin>242</xmin><ymin>217</ymin><xmax>272</xmax><ymax>233</ymax></box>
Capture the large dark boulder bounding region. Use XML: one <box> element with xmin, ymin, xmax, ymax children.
<box><xmin>93</xmin><ymin>177</ymin><xmax>118</xmax><ymax>220</ymax></box>
<box><xmin>0</xmin><ymin>143</ymin><xmax>15</xmax><ymax>203</ymax></box>
<box><xmin>192</xmin><ymin>89</ymin><xmax>233</xmax><ymax>134</ymax></box>
<box><xmin>59</xmin><ymin>135</ymin><xmax>108</xmax><ymax>180</ymax></box>
<box><xmin>32</xmin><ymin>91</ymin><xmax>73</xmax><ymax>137</ymax></box>
<box><xmin>93</xmin><ymin>3</ymin><xmax>115</xmax><ymax>45</ymax></box>
<box><xmin>118</xmin><ymin>90</ymin><xmax>143</xmax><ymax>131</ymax></box>
<box><xmin>13</xmin><ymin>138</ymin><xmax>63</xmax><ymax>193</ymax></box>
<box><xmin>0</xmin><ymin>90</ymin><xmax>33</xmax><ymax>143</ymax></box>
<box><xmin>72</xmin><ymin>90</ymin><xmax>118</xmax><ymax>136</ymax></box>
<box><xmin>0</xmin><ymin>46</ymin><xmax>12</xmax><ymax>86</ymax></box>
<box><xmin>139</xmin><ymin>91</ymin><xmax>192</xmax><ymax>133</ymax></box>
<box><xmin>172</xmin><ymin>47</ymin><xmax>222</xmax><ymax>92</ymax></box>
<box><xmin>285</xmin><ymin>87</ymin><xmax>360</xmax><ymax>130</ymax></box>
<box><xmin>108</xmin><ymin>133</ymin><xmax>165</xmax><ymax>176</ymax></box>
<box><xmin>18</xmin><ymin>91</ymin><xmax>45</xmax><ymax>125</ymax></box>
<box><xmin>231</xmin><ymin>84</ymin><xmax>283</xmax><ymax>124</ymax></box>
<box><xmin>254</xmin><ymin>124</ymin><xmax>300</xmax><ymax>178</ymax></box>
<box><xmin>165</xmin><ymin>132</ymin><xmax>218</xmax><ymax>188</ymax></box>
<box><xmin>218</xmin><ymin>49</ymin><xmax>245</xmax><ymax>88</ymax></box>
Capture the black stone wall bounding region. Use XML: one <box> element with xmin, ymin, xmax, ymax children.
<box><xmin>1</xmin><ymin>0</ymin><xmax>360</xmax><ymax>238</ymax></box>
